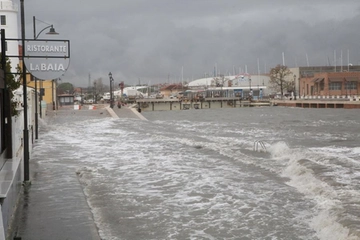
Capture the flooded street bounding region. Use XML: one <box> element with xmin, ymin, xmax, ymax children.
<box><xmin>19</xmin><ymin>107</ymin><xmax>360</xmax><ymax>240</ymax></box>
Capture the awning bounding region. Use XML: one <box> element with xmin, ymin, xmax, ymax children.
<box><xmin>314</xmin><ymin>78</ymin><xmax>324</xmax><ymax>83</ymax></box>
<box><xmin>344</xmin><ymin>77</ymin><xmax>360</xmax><ymax>82</ymax></box>
<box><xmin>329</xmin><ymin>78</ymin><xmax>343</xmax><ymax>82</ymax></box>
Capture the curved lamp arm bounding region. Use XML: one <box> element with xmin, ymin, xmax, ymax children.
<box><xmin>33</xmin><ymin>16</ymin><xmax>59</xmax><ymax>39</ymax></box>
<box><xmin>35</xmin><ymin>25</ymin><xmax>58</xmax><ymax>39</ymax></box>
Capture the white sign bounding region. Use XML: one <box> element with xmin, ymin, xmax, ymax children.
<box><xmin>24</xmin><ymin>40</ymin><xmax>70</xmax><ymax>80</ymax></box>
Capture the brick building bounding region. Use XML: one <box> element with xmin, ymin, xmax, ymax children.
<box><xmin>289</xmin><ymin>66</ymin><xmax>360</xmax><ymax>98</ymax></box>
<box><xmin>299</xmin><ymin>71</ymin><xmax>360</xmax><ymax>97</ymax></box>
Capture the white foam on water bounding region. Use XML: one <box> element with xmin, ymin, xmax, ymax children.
<box><xmin>310</xmin><ymin>211</ymin><xmax>358</xmax><ymax>240</ymax></box>
<box><xmin>267</xmin><ymin>141</ymin><xmax>292</xmax><ymax>158</ymax></box>
<box><xmin>76</xmin><ymin>166</ymin><xmax>117</xmax><ymax>240</ymax></box>
<box><xmin>75</xmin><ymin>129</ymin><xmax>310</xmax><ymax>239</ymax></box>
<box><xmin>38</xmin><ymin>110</ymin><xmax>360</xmax><ymax>240</ymax></box>
<box><xmin>282</xmin><ymin>157</ymin><xmax>339</xmax><ymax>207</ymax></box>
<box><xmin>278</xmin><ymin>145</ymin><xmax>360</xmax><ymax>240</ymax></box>
<box><xmin>352</xmin><ymin>147</ymin><xmax>360</xmax><ymax>155</ymax></box>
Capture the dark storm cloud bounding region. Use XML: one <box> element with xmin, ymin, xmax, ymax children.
<box><xmin>23</xmin><ymin>0</ymin><xmax>360</xmax><ymax>86</ymax></box>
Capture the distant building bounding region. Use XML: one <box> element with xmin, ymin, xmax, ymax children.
<box><xmin>0</xmin><ymin>0</ymin><xmax>19</xmax><ymax>76</ymax></box>
<box><xmin>188</xmin><ymin>74</ymin><xmax>270</xmax><ymax>89</ymax></box>
<box><xmin>58</xmin><ymin>93</ymin><xmax>74</xmax><ymax>106</ymax></box>
<box><xmin>292</xmin><ymin>66</ymin><xmax>360</xmax><ymax>98</ymax></box>
<box><xmin>187</xmin><ymin>66</ymin><xmax>360</xmax><ymax>99</ymax></box>
<box><xmin>159</xmin><ymin>84</ymin><xmax>184</xmax><ymax>98</ymax></box>
<box><xmin>187</xmin><ymin>74</ymin><xmax>270</xmax><ymax>99</ymax></box>
<box><xmin>300</xmin><ymin>71</ymin><xmax>360</xmax><ymax>97</ymax></box>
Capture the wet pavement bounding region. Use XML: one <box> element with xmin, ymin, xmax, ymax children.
<box><xmin>9</xmin><ymin>104</ymin><xmax>144</xmax><ymax>240</ymax></box>
<box><xmin>111</xmin><ymin>104</ymin><xmax>147</xmax><ymax>120</ymax></box>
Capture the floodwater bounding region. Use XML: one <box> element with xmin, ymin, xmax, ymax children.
<box><xmin>37</xmin><ymin>107</ymin><xmax>360</xmax><ymax>240</ymax></box>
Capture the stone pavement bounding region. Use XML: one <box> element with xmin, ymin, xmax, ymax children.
<box><xmin>8</xmin><ymin>104</ymin><xmax>145</xmax><ymax>240</ymax></box>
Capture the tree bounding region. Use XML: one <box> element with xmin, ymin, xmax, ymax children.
<box><xmin>93</xmin><ymin>78</ymin><xmax>105</xmax><ymax>95</ymax></box>
<box><xmin>269</xmin><ymin>64</ymin><xmax>293</xmax><ymax>99</ymax></box>
<box><xmin>0</xmin><ymin>55</ymin><xmax>20</xmax><ymax>116</ymax></box>
<box><xmin>92</xmin><ymin>78</ymin><xmax>105</xmax><ymax>103</ymax></box>
<box><xmin>57</xmin><ymin>82</ymin><xmax>74</xmax><ymax>94</ymax></box>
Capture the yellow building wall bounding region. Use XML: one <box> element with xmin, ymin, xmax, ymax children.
<box><xmin>26</xmin><ymin>80</ymin><xmax>55</xmax><ymax>104</ymax></box>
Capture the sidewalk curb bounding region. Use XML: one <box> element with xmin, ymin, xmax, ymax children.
<box><xmin>105</xmin><ymin>107</ymin><xmax>119</xmax><ymax>118</ymax></box>
<box><xmin>130</xmin><ymin>107</ymin><xmax>148</xmax><ymax>121</ymax></box>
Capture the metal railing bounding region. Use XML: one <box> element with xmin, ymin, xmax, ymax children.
<box><xmin>254</xmin><ymin>140</ymin><xmax>267</xmax><ymax>152</ymax></box>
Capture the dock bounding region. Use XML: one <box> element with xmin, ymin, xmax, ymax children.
<box><xmin>136</xmin><ymin>98</ymin><xmax>271</xmax><ymax>111</ymax></box>
<box><xmin>271</xmin><ymin>99</ymin><xmax>360</xmax><ymax>109</ymax></box>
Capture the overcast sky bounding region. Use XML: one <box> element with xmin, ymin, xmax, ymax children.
<box><xmin>22</xmin><ymin>0</ymin><xmax>360</xmax><ymax>87</ymax></box>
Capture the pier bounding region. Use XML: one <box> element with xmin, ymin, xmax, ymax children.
<box><xmin>272</xmin><ymin>99</ymin><xmax>360</xmax><ymax>109</ymax></box>
<box><xmin>136</xmin><ymin>98</ymin><xmax>271</xmax><ymax>111</ymax></box>
<box><xmin>135</xmin><ymin>97</ymin><xmax>360</xmax><ymax>111</ymax></box>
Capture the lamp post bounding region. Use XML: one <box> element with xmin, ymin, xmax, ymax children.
<box><xmin>109</xmin><ymin>72</ymin><xmax>114</xmax><ymax>108</ymax></box>
<box><xmin>80</xmin><ymin>88</ymin><xmax>83</xmax><ymax>105</ymax></box>
<box><xmin>345</xmin><ymin>79</ymin><xmax>348</xmax><ymax>98</ymax></box>
<box><xmin>298</xmin><ymin>76</ymin><xmax>301</xmax><ymax>99</ymax></box>
<box><xmin>93</xmin><ymin>81</ymin><xmax>97</xmax><ymax>104</ymax></box>
<box><xmin>33</xmin><ymin>16</ymin><xmax>58</xmax><ymax>139</ymax></box>
<box><xmin>56</xmin><ymin>78</ymin><xmax>61</xmax><ymax>109</ymax></box>
<box><xmin>51</xmin><ymin>79</ymin><xmax>55</xmax><ymax>109</ymax></box>
<box><xmin>20</xmin><ymin>0</ymin><xmax>30</xmax><ymax>181</ymax></box>
<box><xmin>293</xmin><ymin>74</ymin><xmax>297</xmax><ymax>100</ymax></box>
<box><xmin>249</xmin><ymin>77</ymin><xmax>252</xmax><ymax>99</ymax></box>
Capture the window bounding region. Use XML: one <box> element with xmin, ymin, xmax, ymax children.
<box><xmin>329</xmin><ymin>82</ymin><xmax>341</xmax><ymax>90</ymax></box>
<box><xmin>345</xmin><ymin>81</ymin><xmax>357</xmax><ymax>90</ymax></box>
<box><xmin>1</xmin><ymin>15</ymin><xmax>6</xmax><ymax>25</ymax></box>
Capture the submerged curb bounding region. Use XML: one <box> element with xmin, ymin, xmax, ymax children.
<box><xmin>105</xmin><ymin>106</ymin><xmax>119</xmax><ymax>118</ymax></box>
<box><xmin>106</xmin><ymin>105</ymin><xmax>148</xmax><ymax>120</ymax></box>
<box><xmin>130</xmin><ymin>107</ymin><xmax>148</xmax><ymax>121</ymax></box>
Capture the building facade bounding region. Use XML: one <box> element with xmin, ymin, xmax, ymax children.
<box><xmin>0</xmin><ymin>0</ymin><xmax>19</xmax><ymax>76</ymax></box>
<box><xmin>300</xmin><ymin>72</ymin><xmax>360</xmax><ymax>98</ymax></box>
<box><xmin>288</xmin><ymin>66</ymin><xmax>360</xmax><ymax>98</ymax></box>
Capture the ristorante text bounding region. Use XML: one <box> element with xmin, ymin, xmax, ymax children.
<box><xmin>26</xmin><ymin>45</ymin><xmax>67</xmax><ymax>53</ymax></box>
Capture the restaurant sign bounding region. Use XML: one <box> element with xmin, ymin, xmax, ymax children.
<box><xmin>24</xmin><ymin>40</ymin><xmax>70</xmax><ymax>80</ymax></box>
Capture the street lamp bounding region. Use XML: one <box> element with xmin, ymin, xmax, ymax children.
<box><xmin>249</xmin><ymin>77</ymin><xmax>252</xmax><ymax>99</ymax></box>
<box><xmin>33</xmin><ymin>16</ymin><xmax>59</xmax><ymax>139</ymax></box>
<box><xmin>109</xmin><ymin>72</ymin><xmax>114</xmax><ymax>108</ymax></box>
<box><xmin>20</xmin><ymin>0</ymin><xmax>30</xmax><ymax>181</ymax></box>
<box><xmin>293</xmin><ymin>74</ymin><xmax>297</xmax><ymax>100</ymax></box>
<box><xmin>93</xmin><ymin>81</ymin><xmax>97</xmax><ymax>104</ymax></box>
<box><xmin>33</xmin><ymin>17</ymin><xmax>58</xmax><ymax>39</ymax></box>
<box><xmin>345</xmin><ymin>79</ymin><xmax>348</xmax><ymax>98</ymax></box>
